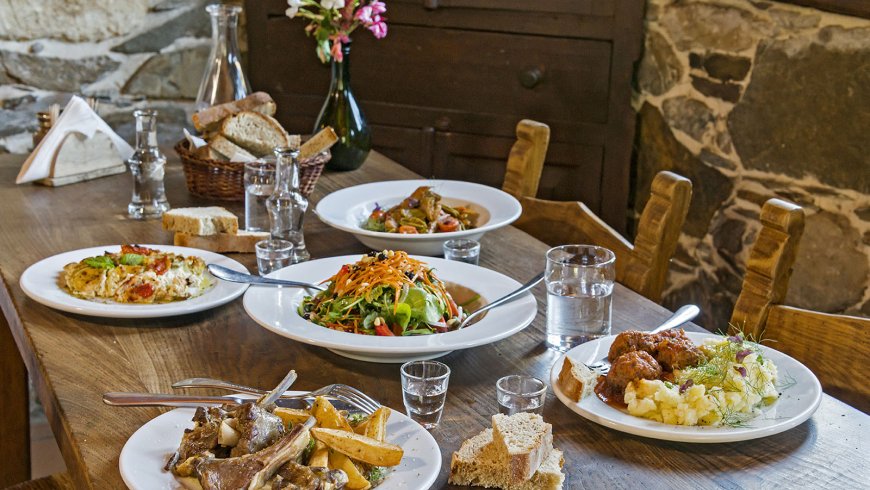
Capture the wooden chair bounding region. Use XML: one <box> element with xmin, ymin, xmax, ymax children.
<box><xmin>502</xmin><ymin>119</ymin><xmax>693</xmax><ymax>303</ymax></box>
<box><xmin>729</xmin><ymin>198</ymin><xmax>870</xmax><ymax>413</ymax></box>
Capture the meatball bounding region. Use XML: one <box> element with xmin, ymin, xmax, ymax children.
<box><xmin>606</xmin><ymin>351</ymin><xmax>662</xmax><ymax>392</ymax></box>
<box><xmin>654</xmin><ymin>328</ymin><xmax>689</xmax><ymax>342</ymax></box>
<box><xmin>655</xmin><ymin>336</ymin><xmax>703</xmax><ymax>371</ymax></box>
<box><xmin>608</xmin><ymin>330</ymin><xmax>658</xmax><ymax>362</ymax></box>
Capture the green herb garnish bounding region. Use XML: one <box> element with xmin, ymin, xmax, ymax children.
<box><xmin>367</xmin><ymin>466</ymin><xmax>386</xmax><ymax>483</ymax></box>
<box><xmin>84</xmin><ymin>255</ymin><xmax>115</xmax><ymax>269</ymax></box>
<box><xmin>119</xmin><ymin>253</ymin><xmax>144</xmax><ymax>266</ymax></box>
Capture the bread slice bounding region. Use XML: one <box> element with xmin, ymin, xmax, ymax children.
<box><xmin>193</xmin><ymin>92</ymin><xmax>276</xmax><ymax>132</ymax></box>
<box><xmin>162</xmin><ymin>207</ymin><xmax>239</xmax><ymax>236</ymax></box>
<box><xmin>299</xmin><ymin>126</ymin><xmax>338</xmax><ymax>159</ymax></box>
<box><xmin>208</xmin><ymin>134</ymin><xmax>257</xmax><ymax>162</ymax></box>
<box><xmin>220</xmin><ymin>111</ymin><xmax>290</xmax><ymax>157</ymax></box>
<box><xmin>491</xmin><ymin>413</ymin><xmax>553</xmax><ymax>483</ymax></box>
<box><xmin>449</xmin><ymin>428</ymin><xmax>564</xmax><ymax>490</ymax></box>
<box><xmin>557</xmin><ymin>356</ymin><xmax>599</xmax><ymax>402</ymax></box>
<box><xmin>174</xmin><ymin>230</ymin><xmax>269</xmax><ymax>253</ymax></box>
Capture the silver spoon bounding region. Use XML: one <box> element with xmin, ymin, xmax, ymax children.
<box><xmin>458</xmin><ymin>272</ymin><xmax>544</xmax><ymax>329</ymax></box>
<box><xmin>208</xmin><ymin>264</ymin><xmax>326</xmax><ymax>291</ymax></box>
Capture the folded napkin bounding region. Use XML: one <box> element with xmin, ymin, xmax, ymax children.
<box><xmin>16</xmin><ymin>96</ymin><xmax>134</xmax><ymax>184</ymax></box>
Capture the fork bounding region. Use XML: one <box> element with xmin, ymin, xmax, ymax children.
<box><xmin>173</xmin><ymin>377</ymin><xmax>382</xmax><ymax>414</ymax></box>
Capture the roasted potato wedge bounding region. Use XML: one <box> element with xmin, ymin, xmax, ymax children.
<box><xmin>273</xmin><ymin>407</ymin><xmax>312</xmax><ymax>429</ymax></box>
<box><xmin>364</xmin><ymin>407</ymin><xmax>390</xmax><ymax>442</ymax></box>
<box><xmin>353</xmin><ymin>419</ymin><xmax>370</xmax><ymax>435</ymax></box>
<box><xmin>328</xmin><ymin>449</ymin><xmax>371</xmax><ymax>490</ymax></box>
<box><xmin>312</xmin><ymin>396</ymin><xmax>353</xmax><ymax>432</ymax></box>
<box><xmin>312</xmin><ymin>427</ymin><xmax>403</xmax><ymax>467</ymax></box>
<box><xmin>308</xmin><ymin>440</ymin><xmax>329</xmax><ymax>468</ymax></box>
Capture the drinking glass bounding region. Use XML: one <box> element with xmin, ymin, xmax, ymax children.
<box><xmin>545</xmin><ymin>245</ymin><xmax>615</xmax><ymax>351</ymax></box>
<box><xmin>496</xmin><ymin>375</ymin><xmax>547</xmax><ymax>415</ymax></box>
<box><xmin>400</xmin><ymin>360</ymin><xmax>451</xmax><ymax>430</ymax></box>
<box><xmin>244</xmin><ymin>161</ymin><xmax>275</xmax><ymax>232</ymax></box>
<box><xmin>443</xmin><ymin>239</ymin><xmax>480</xmax><ymax>265</ymax></box>
<box><xmin>255</xmin><ymin>239</ymin><xmax>292</xmax><ymax>276</ymax></box>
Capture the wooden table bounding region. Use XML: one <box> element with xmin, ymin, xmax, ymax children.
<box><xmin>0</xmin><ymin>151</ymin><xmax>867</xmax><ymax>489</ymax></box>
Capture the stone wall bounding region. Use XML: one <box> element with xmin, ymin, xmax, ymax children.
<box><xmin>0</xmin><ymin>0</ymin><xmax>225</xmax><ymax>152</ymax></box>
<box><xmin>634</xmin><ymin>0</ymin><xmax>870</xmax><ymax>329</ymax></box>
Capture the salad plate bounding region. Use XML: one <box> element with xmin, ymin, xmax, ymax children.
<box><xmin>119</xmin><ymin>392</ymin><xmax>441</xmax><ymax>489</ymax></box>
<box><xmin>243</xmin><ymin>255</ymin><xmax>538</xmax><ymax>362</ymax></box>
<box><xmin>550</xmin><ymin>332</ymin><xmax>823</xmax><ymax>443</ymax></box>
<box><xmin>315</xmin><ymin>179</ymin><xmax>522</xmax><ymax>255</ymax></box>
<box><xmin>19</xmin><ymin>245</ymin><xmax>248</xmax><ymax>319</ymax></box>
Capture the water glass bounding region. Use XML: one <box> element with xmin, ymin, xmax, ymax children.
<box><xmin>443</xmin><ymin>239</ymin><xmax>480</xmax><ymax>265</ymax></box>
<box><xmin>245</xmin><ymin>161</ymin><xmax>275</xmax><ymax>232</ymax></box>
<box><xmin>400</xmin><ymin>360</ymin><xmax>451</xmax><ymax>430</ymax></box>
<box><xmin>496</xmin><ymin>375</ymin><xmax>547</xmax><ymax>416</ymax></box>
<box><xmin>255</xmin><ymin>239</ymin><xmax>292</xmax><ymax>276</ymax></box>
<box><xmin>545</xmin><ymin>245</ymin><xmax>615</xmax><ymax>351</ymax></box>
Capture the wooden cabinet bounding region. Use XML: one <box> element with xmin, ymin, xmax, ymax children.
<box><xmin>246</xmin><ymin>0</ymin><xmax>644</xmax><ymax>232</ymax></box>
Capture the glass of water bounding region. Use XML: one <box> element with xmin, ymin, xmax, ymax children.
<box><xmin>443</xmin><ymin>239</ymin><xmax>480</xmax><ymax>265</ymax></box>
<box><xmin>255</xmin><ymin>239</ymin><xmax>292</xmax><ymax>276</ymax></box>
<box><xmin>244</xmin><ymin>160</ymin><xmax>275</xmax><ymax>232</ymax></box>
<box><xmin>544</xmin><ymin>245</ymin><xmax>615</xmax><ymax>351</ymax></box>
<box><xmin>496</xmin><ymin>375</ymin><xmax>546</xmax><ymax>416</ymax></box>
<box><xmin>400</xmin><ymin>360</ymin><xmax>451</xmax><ymax>430</ymax></box>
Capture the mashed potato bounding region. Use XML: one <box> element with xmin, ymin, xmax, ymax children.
<box><xmin>624</xmin><ymin>336</ymin><xmax>778</xmax><ymax>426</ymax></box>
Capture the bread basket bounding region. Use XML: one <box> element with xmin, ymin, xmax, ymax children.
<box><xmin>174</xmin><ymin>139</ymin><xmax>330</xmax><ymax>201</ymax></box>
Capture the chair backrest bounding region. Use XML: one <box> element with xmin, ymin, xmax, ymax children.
<box><xmin>502</xmin><ymin>120</ymin><xmax>692</xmax><ymax>303</ymax></box>
<box><xmin>730</xmin><ymin>198</ymin><xmax>870</xmax><ymax>413</ymax></box>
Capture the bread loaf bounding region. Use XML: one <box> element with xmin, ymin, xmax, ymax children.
<box><xmin>491</xmin><ymin>413</ymin><xmax>553</xmax><ymax>483</ymax></box>
<box><xmin>162</xmin><ymin>207</ymin><xmax>239</xmax><ymax>236</ymax></box>
<box><xmin>193</xmin><ymin>92</ymin><xmax>276</xmax><ymax>132</ymax></box>
<box><xmin>220</xmin><ymin>111</ymin><xmax>291</xmax><ymax>157</ymax></box>
<box><xmin>174</xmin><ymin>230</ymin><xmax>269</xmax><ymax>253</ymax></box>
<box><xmin>209</xmin><ymin>134</ymin><xmax>257</xmax><ymax>162</ymax></box>
<box><xmin>557</xmin><ymin>356</ymin><xmax>599</xmax><ymax>402</ymax></box>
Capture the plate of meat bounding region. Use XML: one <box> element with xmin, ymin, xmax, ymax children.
<box><xmin>550</xmin><ymin>330</ymin><xmax>822</xmax><ymax>443</ymax></box>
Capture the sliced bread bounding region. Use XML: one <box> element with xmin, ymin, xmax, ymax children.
<box><xmin>299</xmin><ymin>126</ymin><xmax>338</xmax><ymax>159</ymax></box>
<box><xmin>209</xmin><ymin>134</ymin><xmax>257</xmax><ymax>162</ymax></box>
<box><xmin>162</xmin><ymin>207</ymin><xmax>239</xmax><ymax>236</ymax></box>
<box><xmin>220</xmin><ymin>111</ymin><xmax>290</xmax><ymax>157</ymax></box>
<box><xmin>192</xmin><ymin>92</ymin><xmax>276</xmax><ymax>132</ymax></box>
<box><xmin>491</xmin><ymin>412</ymin><xmax>553</xmax><ymax>483</ymax></box>
<box><xmin>557</xmin><ymin>356</ymin><xmax>599</xmax><ymax>402</ymax></box>
<box><xmin>449</xmin><ymin>428</ymin><xmax>564</xmax><ymax>490</ymax></box>
<box><xmin>174</xmin><ymin>230</ymin><xmax>269</xmax><ymax>253</ymax></box>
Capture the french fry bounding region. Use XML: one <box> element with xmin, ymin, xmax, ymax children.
<box><xmin>353</xmin><ymin>419</ymin><xmax>369</xmax><ymax>435</ymax></box>
<box><xmin>308</xmin><ymin>440</ymin><xmax>329</xmax><ymax>468</ymax></box>
<box><xmin>311</xmin><ymin>396</ymin><xmax>353</xmax><ymax>432</ymax></box>
<box><xmin>273</xmin><ymin>407</ymin><xmax>312</xmax><ymax>429</ymax></box>
<box><xmin>328</xmin><ymin>449</ymin><xmax>371</xmax><ymax>490</ymax></box>
<box><xmin>312</xmin><ymin>427</ymin><xmax>403</xmax><ymax>467</ymax></box>
<box><xmin>364</xmin><ymin>407</ymin><xmax>390</xmax><ymax>442</ymax></box>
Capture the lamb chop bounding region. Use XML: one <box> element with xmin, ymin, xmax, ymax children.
<box><xmin>230</xmin><ymin>402</ymin><xmax>286</xmax><ymax>457</ymax></box>
<box><xmin>165</xmin><ymin>406</ymin><xmax>229</xmax><ymax>474</ymax></box>
<box><xmin>267</xmin><ymin>462</ymin><xmax>349</xmax><ymax>489</ymax></box>
<box><xmin>193</xmin><ymin>417</ymin><xmax>316</xmax><ymax>490</ymax></box>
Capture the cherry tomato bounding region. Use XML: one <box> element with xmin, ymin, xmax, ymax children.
<box><xmin>132</xmin><ymin>283</ymin><xmax>154</xmax><ymax>299</ymax></box>
<box><xmin>374</xmin><ymin>324</ymin><xmax>395</xmax><ymax>336</ymax></box>
<box><xmin>437</xmin><ymin>216</ymin><xmax>460</xmax><ymax>232</ymax></box>
<box><xmin>398</xmin><ymin>225</ymin><xmax>419</xmax><ymax>234</ymax></box>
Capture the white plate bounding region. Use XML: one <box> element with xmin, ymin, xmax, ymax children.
<box><xmin>550</xmin><ymin>332</ymin><xmax>822</xmax><ymax>443</ymax></box>
<box><xmin>315</xmin><ymin>179</ymin><xmax>522</xmax><ymax>256</ymax></box>
<box><xmin>119</xmin><ymin>393</ymin><xmax>441</xmax><ymax>489</ymax></box>
<box><xmin>19</xmin><ymin>245</ymin><xmax>248</xmax><ymax>318</ymax></box>
<box><xmin>243</xmin><ymin>255</ymin><xmax>538</xmax><ymax>363</ymax></box>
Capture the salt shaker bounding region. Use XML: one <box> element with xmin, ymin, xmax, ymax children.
<box><xmin>266</xmin><ymin>147</ymin><xmax>310</xmax><ymax>263</ymax></box>
<box><xmin>127</xmin><ymin>109</ymin><xmax>170</xmax><ymax>219</ymax></box>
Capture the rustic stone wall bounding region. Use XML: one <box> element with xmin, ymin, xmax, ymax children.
<box><xmin>0</xmin><ymin>0</ymin><xmax>225</xmax><ymax>153</ymax></box>
<box><xmin>634</xmin><ymin>0</ymin><xmax>870</xmax><ymax>329</ymax></box>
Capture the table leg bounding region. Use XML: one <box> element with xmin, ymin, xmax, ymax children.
<box><xmin>0</xmin><ymin>311</ymin><xmax>31</xmax><ymax>486</ymax></box>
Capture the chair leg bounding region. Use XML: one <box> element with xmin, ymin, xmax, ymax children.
<box><xmin>0</xmin><ymin>312</ymin><xmax>31</xmax><ymax>486</ymax></box>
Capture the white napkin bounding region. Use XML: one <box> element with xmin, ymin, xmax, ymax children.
<box><xmin>16</xmin><ymin>96</ymin><xmax>134</xmax><ymax>184</ymax></box>
<box><xmin>183</xmin><ymin>128</ymin><xmax>207</xmax><ymax>149</ymax></box>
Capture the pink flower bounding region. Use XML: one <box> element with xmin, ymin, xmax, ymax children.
<box><xmin>355</xmin><ymin>5</ymin><xmax>374</xmax><ymax>24</ymax></box>
<box><xmin>367</xmin><ymin>17</ymin><xmax>388</xmax><ymax>39</ymax></box>
<box><xmin>370</xmin><ymin>1</ymin><xmax>386</xmax><ymax>15</ymax></box>
<box><xmin>330</xmin><ymin>40</ymin><xmax>344</xmax><ymax>62</ymax></box>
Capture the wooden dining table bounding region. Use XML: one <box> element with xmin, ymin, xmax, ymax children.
<box><xmin>0</xmin><ymin>150</ymin><xmax>867</xmax><ymax>489</ymax></box>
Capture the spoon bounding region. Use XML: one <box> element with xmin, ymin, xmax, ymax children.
<box><xmin>458</xmin><ymin>272</ymin><xmax>544</xmax><ymax>329</ymax></box>
<box><xmin>207</xmin><ymin>264</ymin><xmax>327</xmax><ymax>291</ymax></box>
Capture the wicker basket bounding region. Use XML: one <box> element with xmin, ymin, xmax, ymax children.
<box><xmin>174</xmin><ymin>139</ymin><xmax>330</xmax><ymax>201</ymax></box>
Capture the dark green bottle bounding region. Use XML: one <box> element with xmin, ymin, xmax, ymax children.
<box><xmin>314</xmin><ymin>42</ymin><xmax>372</xmax><ymax>171</ymax></box>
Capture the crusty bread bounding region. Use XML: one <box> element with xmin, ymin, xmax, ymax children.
<box><xmin>174</xmin><ymin>230</ymin><xmax>269</xmax><ymax>253</ymax></box>
<box><xmin>220</xmin><ymin>111</ymin><xmax>290</xmax><ymax>157</ymax></box>
<box><xmin>192</xmin><ymin>92</ymin><xmax>276</xmax><ymax>132</ymax></box>
<box><xmin>208</xmin><ymin>134</ymin><xmax>257</xmax><ymax>162</ymax></box>
<box><xmin>557</xmin><ymin>357</ymin><xmax>599</xmax><ymax>402</ymax></box>
<box><xmin>162</xmin><ymin>207</ymin><xmax>239</xmax><ymax>236</ymax></box>
<box><xmin>449</xmin><ymin>428</ymin><xmax>564</xmax><ymax>490</ymax></box>
<box><xmin>491</xmin><ymin>413</ymin><xmax>553</xmax><ymax>483</ymax></box>
<box><xmin>299</xmin><ymin>126</ymin><xmax>338</xmax><ymax>159</ymax></box>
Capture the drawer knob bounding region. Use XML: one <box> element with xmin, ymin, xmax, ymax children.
<box><xmin>519</xmin><ymin>67</ymin><xmax>544</xmax><ymax>89</ymax></box>
<box><xmin>423</xmin><ymin>0</ymin><xmax>439</xmax><ymax>10</ymax></box>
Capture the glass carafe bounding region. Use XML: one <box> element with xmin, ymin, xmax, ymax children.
<box><xmin>195</xmin><ymin>4</ymin><xmax>249</xmax><ymax>110</ymax></box>
<box><xmin>127</xmin><ymin>110</ymin><xmax>170</xmax><ymax>219</ymax></box>
<box><xmin>266</xmin><ymin>147</ymin><xmax>310</xmax><ymax>263</ymax></box>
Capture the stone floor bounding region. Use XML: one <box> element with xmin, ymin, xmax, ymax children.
<box><xmin>30</xmin><ymin>387</ymin><xmax>66</xmax><ymax>479</ymax></box>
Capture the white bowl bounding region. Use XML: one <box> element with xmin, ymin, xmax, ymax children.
<box><xmin>315</xmin><ymin>179</ymin><xmax>522</xmax><ymax>255</ymax></box>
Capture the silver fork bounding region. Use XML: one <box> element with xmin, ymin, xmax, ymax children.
<box><xmin>173</xmin><ymin>377</ymin><xmax>382</xmax><ymax>414</ymax></box>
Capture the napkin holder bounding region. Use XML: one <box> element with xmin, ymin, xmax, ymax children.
<box><xmin>37</xmin><ymin>130</ymin><xmax>127</xmax><ymax>187</ymax></box>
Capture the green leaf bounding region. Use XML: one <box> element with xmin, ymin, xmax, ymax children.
<box><xmin>84</xmin><ymin>255</ymin><xmax>115</xmax><ymax>270</ymax></box>
<box><xmin>119</xmin><ymin>253</ymin><xmax>144</xmax><ymax>266</ymax></box>
<box><xmin>404</xmin><ymin>287</ymin><xmax>443</xmax><ymax>324</ymax></box>
<box><xmin>393</xmin><ymin>302</ymin><xmax>412</xmax><ymax>329</ymax></box>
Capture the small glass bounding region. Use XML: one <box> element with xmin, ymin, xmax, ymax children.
<box><xmin>496</xmin><ymin>375</ymin><xmax>547</xmax><ymax>416</ymax></box>
<box><xmin>126</xmin><ymin>109</ymin><xmax>169</xmax><ymax>219</ymax></box>
<box><xmin>400</xmin><ymin>360</ymin><xmax>451</xmax><ymax>430</ymax></box>
<box><xmin>545</xmin><ymin>245</ymin><xmax>616</xmax><ymax>351</ymax></box>
<box><xmin>244</xmin><ymin>161</ymin><xmax>275</xmax><ymax>232</ymax></box>
<box><xmin>443</xmin><ymin>239</ymin><xmax>480</xmax><ymax>265</ymax></box>
<box><xmin>255</xmin><ymin>239</ymin><xmax>293</xmax><ymax>276</ymax></box>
